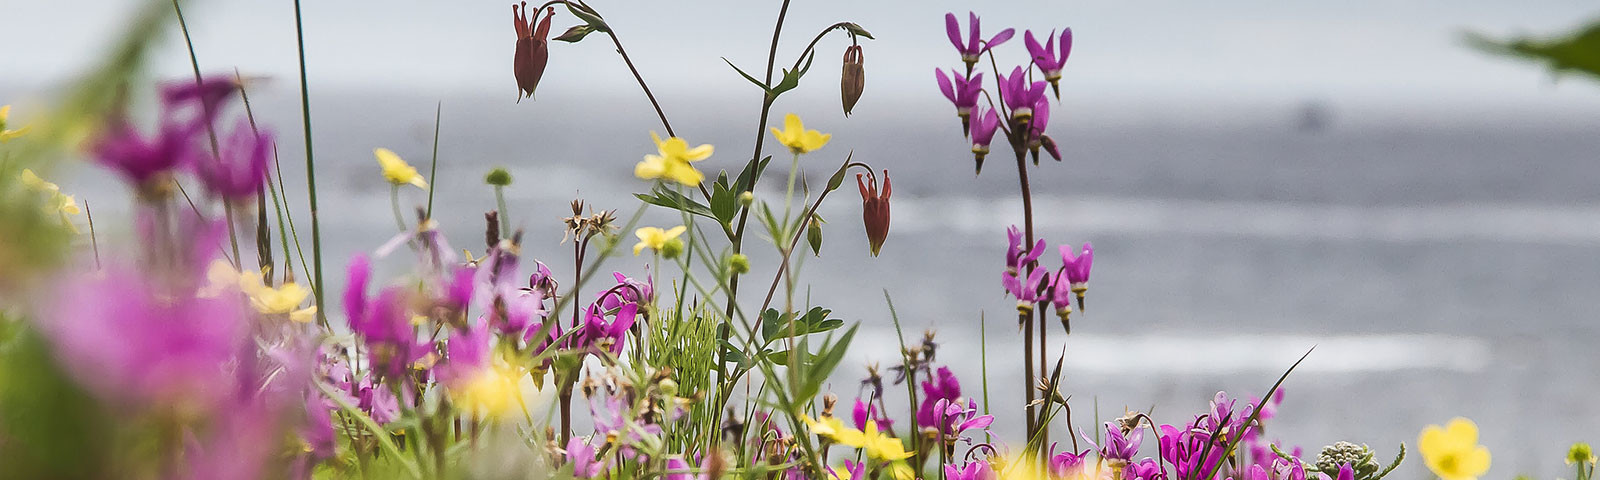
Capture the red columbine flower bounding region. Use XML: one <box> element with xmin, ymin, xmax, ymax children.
<box><xmin>512</xmin><ymin>2</ymin><xmax>554</xmax><ymax>102</ymax></box>
<box><xmin>857</xmin><ymin>169</ymin><xmax>891</xmax><ymax>256</ymax></box>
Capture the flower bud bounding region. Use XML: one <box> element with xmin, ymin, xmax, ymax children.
<box><xmin>485</xmin><ymin>167</ymin><xmax>513</xmax><ymax>186</ymax></box>
<box><xmin>729</xmin><ymin>253</ymin><xmax>750</xmax><ymax>274</ymax></box>
<box><xmin>806</xmin><ymin>215</ymin><xmax>824</xmax><ymax>256</ymax></box>
<box><xmin>841</xmin><ymin>45</ymin><xmax>865</xmax><ymax>116</ymax></box>
<box><xmin>512</xmin><ymin>3</ymin><xmax>555</xmax><ymax>102</ymax></box>
<box><xmin>856</xmin><ymin>170</ymin><xmax>891</xmax><ymax>256</ymax></box>
<box><xmin>658</xmin><ymin>378</ymin><xmax>679</xmax><ymax>397</ymax></box>
<box><xmin>739</xmin><ymin>191</ymin><xmax>754</xmax><ymax>206</ymax></box>
<box><xmin>661</xmin><ymin>238</ymin><xmax>684</xmax><ymax>259</ymax></box>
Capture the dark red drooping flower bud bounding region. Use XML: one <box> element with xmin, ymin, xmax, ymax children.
<box><xmin>841</xmin><ymin>45</ymin><xmax>865</xmax><ymax>116</ymax></box>
<box><xmin>857</xmin><ymin>170</ymin><xmax>891</xmax><ymax>257</ymax></box>
<box><xmin>512</xmin><ymin>2</ymin><xmax>555</xmax><ymax>102</ymax></box>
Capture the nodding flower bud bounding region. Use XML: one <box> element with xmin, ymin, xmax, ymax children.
<box><xmin>660</xmin><ymin>238</ymin><xmax>684</xmax><ymax>260</ymax></box>
<box><xmin>857</xmin><ymin>170</ymin><xmax>891</xmax><ymax>257</ymax></box>
<box><xmin>841</xmin><ymin>45</ymin><xmax>865</xmax><ymax>116</ymax></box>
<box><xmin>807</xmin><ymin>215</ymin><xmax>824</xmax><ymax>256</ymax></box>
<box><xmin>512</xmin><ymin>2</ymin><xmax>555</xmax><ymax>102</ymax></box>
<box><xmin>485</xmin><ymin>167</ymin><xmax>513</xmax><ymax>186</ymax></box>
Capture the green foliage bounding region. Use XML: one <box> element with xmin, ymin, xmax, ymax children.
<box><xmin>635</xmin><ymin>183</ymin><xmax>714</xmax><ymax>220</ymax></box>
<box><xmin>1467</xmin><ymin>18</ymin><xmax>1600</xmax><ymax>81</ymax></box>
<box><xmin>0</xmin><ymin>328</ymin><xmax>111</xmax><ymax>479</ymax></box>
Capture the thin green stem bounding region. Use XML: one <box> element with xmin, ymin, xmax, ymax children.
<box><xmin>494</xmin><ymin>186</ymin><xmax>509</xmax><ymax>238</ymax></box>
<box><xmin>390</xmin><ymin>185</ymin><xmax>408</xmax><ymax>234</ymax></box>
<box><xmin>292</xmin><ymin>0</ymin><xmax>327</xmax><ymax>326</ymax></box>
<box><xmin>426</xmin><ymin>102</ymin><xmax>441</xmax><ymax>219</ymax></box>
<box><xmin>781</xmin><ymin>152</ymin><xmax>800</xmax><ymax>226</ymax></box>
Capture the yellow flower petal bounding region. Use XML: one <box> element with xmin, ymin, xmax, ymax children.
<box><xmin>375</xmin><ymin>148</ymin><xmax>427</xmax><ymax>189</ymax></box>
<box><xmin>771</xmin><ymin>113</ymin><xmax>830</xmax><ymax>154</ymax></box>
<box><xmin>290</xmin><ymin>306</ymin><xmax>318</xmax><ymax>323</ymax></box>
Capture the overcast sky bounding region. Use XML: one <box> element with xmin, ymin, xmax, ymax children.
<box><xmin>6</xmin><ymin>0</ymin><xmax>1600</xmax><ymax>114</ymax></box>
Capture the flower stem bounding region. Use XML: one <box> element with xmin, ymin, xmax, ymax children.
<box><xmin>494</xmin><ymin>185</ymin><xmax>510</xmax><ymax>238</ymax></box>
<box><xmin>391</xmin><ymin>185</ymin><xmax>408</xmax><ymax>234</ymax></box>
<box><xmin>292</xmin><ymin>0</ymin><xmax>327</xmax><ymax>326</ymax></box>
<box><xmin>426</xmin><ymin>102</ymin><xmax>442</xmax><ymax>219</ymax></box>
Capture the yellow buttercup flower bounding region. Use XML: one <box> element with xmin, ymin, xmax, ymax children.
<box><xmin>803</xmin><ymin>415</ymin><xmax>857</xmax><ymax>443</ymax></box>
<box><xmin>0</xmin><ymin>105</ymin><xmax>27</xmax><ymax>142</ymax></box>
<box><xmin>1419</xmin><ymin>417</ymin><xmax>1491</xmax><ymax>480</ymax></box>
<box><xmin>633</xmin><ymin>225</ymin><xmax>686</xmax><ymax>256</ymax></box>
<box><xmin>452</xmin><ymin>365</ymin><xmax>525</xmax><ymax>419</ymax></box>
<box><xmin>770</xmin><ymin>113</ymin><xmax>831</xmax><ymax>154</ymax></box>
<box><xmin>201</xmin><ymin>260</ymin><xmax>317</xmax><ymax>322</ymax></box>
<box><xmin>635</xmin><ymin>132</ymin><xmax>712</xmax><ymax>186</ymax></box>
<box><xmin>375</xmin><ymin>148</ymin><xmax>428</xmax><ymax>189</ymax></box>
<box><xmin>20</xmin><ymin>169</ymin><xmax>82</xmax><ymax>232</ymax></box>
<box><xmin>858</xmin><ymin>418</ymin><xmax>913</xmax><ymax>461</ymax></box>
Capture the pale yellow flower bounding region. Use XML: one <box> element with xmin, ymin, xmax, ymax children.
<box><xmin>802</xmin><ymin>414</ymin><xmax>857</xmax><ymax>443</ymax></box>
<box><xmin>1419</xmin><ymin>417</ymin><xmax>1491</xmax><ymax>480</ymax></box>
<box><xmin>770</xmin><ymin>113</ymin><xmax>831</xmax><ymax>154</ymax></box>
<box><xmin>857</xmin><ymin>418</ymin><xmax>912</xmax><ymax>461</ymax></box>
<box><xmin>452</xmin><ymin>365</ymin><xmax>525</xmax><ymax>419</ymax></box>
<box><xmin>635</xmin><ymin>132</ymin><xmax>712</xmax><ymax>186</ymax></box>
<box><xmin>20</xmin><ymin>169</ymin><xmax>82</xmax><ymax>232</ymax></box>
<box><xmin>633</xmin><ymin>225</ymin><xmax>686</xmax><ymax>256</ymax></box>
<box><xmin>375</xmin><ymin>148</ymin><xmax>427</xmax><ymax>189</ymax></box>
<box><xmin>200</xmin><ymin>260</ymin><xmax>316</xmax><ymax>321</ymax></box>
<box><xmin>0</xmin><ymin>105</ymin><xmax>27</xmax><ymax>143</ymax></box>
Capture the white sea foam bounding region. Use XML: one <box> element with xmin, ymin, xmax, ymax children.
<box><xmin>882</xmin><ymin>195</ymin><xmax>1600</xmax><ymax>246</ymax></box>
<box><xmin>848</xmin><ymin>331</ymin><xmax>1490</xmax><ymax>375</ymax></box>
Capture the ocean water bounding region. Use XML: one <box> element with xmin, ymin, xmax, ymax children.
<box><xmin>16</xmin><ymin>86</ymin><xmax>1600</xmax><ymax>477</ymax></box>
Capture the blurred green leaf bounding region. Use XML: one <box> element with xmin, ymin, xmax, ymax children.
<box><xmin>1467</xmin><ymin>19</ymin><xmax>1600</xmax><ymax>81</ymax></box>
<box><xmin>634</xmin><ymin>184</ymin><xmax>714</xmax><ymax>219</ymax></box>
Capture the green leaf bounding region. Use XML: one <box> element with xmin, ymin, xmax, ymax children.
<box><xmin>825</xmin><ymin>152</ymin><xmax>854</xmax><ymax>193</ymax></box>
<box><xmin>734</xmin><ymin>156</ymin><xmax>773</xmax><ymax>194</ymax></box>
<box><xmin>634</xmin><ymin>184</ymin><xmax>714</xmax><ymax>219</ymax></box>
<box><xmin>1466</xmin><ymin>20</ymin><xmax>1600</xmax><ymax>81</ymax></box>
<box><xmin>710</xmin><ymin>181</ymin><xmax>738</xmax><ymax>226</ymax></box>
<box><xmin>769</xmin><ymin>51</ymin><xmax>816</xmax><ymax>97</ymax></box>
<box><xmin>723</xmin><ymin>57</ymin><xmax>771</xmax><ymax>93</ymax></box>
<box><xmin>796</xmin><ymin>325</ymin><xmax>858</xmax><ymax>402</ymax></box>
<box><xmin>565</xmin><ymin>1</ymin><xmax>611</xmax><ymax>33</ymax></box>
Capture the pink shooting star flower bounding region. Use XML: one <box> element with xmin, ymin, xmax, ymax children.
<box><xmin>1025</xmin><ymin>28</ymin><xmax>1074</xmax><ymax>99</ymax></box>
<box><xmin>970</xmin><ymin>106</ymin><xmax>1001</xmax><ymax>174</ymax></box>
<box><xmin>997</xmin><ymin>66</ymin><xmax>1048</xmax><ymax>125</ymax></box>
<box><xmin>187</xmin><ymin>119</ymin><xmax>271</xmax><ymax>201</ymax></box>
<box><xmin>1061</xmin><ymin>243</ymin><xmax>1093</xmax><ymax>312</ymax></box>
<box><xmin>935</xmin><ymin>69</ymin><xmax>984</xmax><ymax>135</ymax></box>
<box><xmin>945</xmin><ymin>12</ymin><xmax>1014</xmax><ymax>73</ymax></box>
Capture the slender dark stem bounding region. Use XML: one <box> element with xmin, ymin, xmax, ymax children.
<box><xmin>84</xmin><ymin>201</ymin><xmax>102</xmax><ymax>270</ymax></box>
<box><xmin>292</xmin><ymin>0</ymin><xmax>327</xmax><ymax>325</ymax></box>
<box><xmin>173</xmin><ymin>0</ymin><xmax>243</xmax><ymax>268</ymax></box>
<box><xmin>1015</xmin><ymin>145</ymin><xmax>1038</xmax><ymax>439</ymax></box>
<box><xmin>603</xmin><ymin>32</ymin><xmax>674</xmax><ymax>138</ymax></box>
<box><xmin>426</xmin><ymin>102</ymin><xmax>441</xmax><ymax>219</ymax></box>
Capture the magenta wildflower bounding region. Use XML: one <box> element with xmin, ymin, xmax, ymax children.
<box><xmin>566</xmin><ymin>437</ymin><xmax>607</xmax><ymax>478</ymax></box>
<box><xmin>358</xmin><ymin>376</ymin><xmax>402</xmax><ymax>425</ymax></box>
<box><xmin>188</xmin><ymin>119</ymin><xmax>271</xmax><ymax>200</ymax></box>
<box><xmin>1061</xmin><ymin>242</ymin><xmax>1093</xmax><ymax>312</ymax></box>
<box><xmin>916</xmin><ymin>366</ymin><xmax>962</xmax><ymax>430</ymax></box>
<box><xmin>945</xmin><ymin>12</ymin><xmax>1014</xmax><ymax>71</ymax></box>
<box><xmin>970</xmin><ymin>106</ymin><xmax>1001</xmax><ymax>174</ymax></box>
<box><xmin>935</xmin><ymin>69</ymin><xmax>984</xmax><ymax>134</ymax></box>
<box><xmin>932</xmin><ymin>398</ymin><xmax>994</xmax><ymax>443</ymax></box>
<box><xmin>1085</xmin><ymin>421</ymin><xmax>1144</xmax><ymax>463</ymax></box>
<box><xmin>665</xmin><ymin>456</ymin><xmax>708</xmax><ymax>480</ymax></box>
<box><xmin>1024</xmin><ymin>28</ymin><xmax>1073</xmax><ymax>99</ymax></box>
<box><xmin>1025</xmin><ymin>95</ymin><xmax>1062</xmax><ymax>163</ymax></box>
<box><xmin>179</xmin><ymin>396</ymin><xmax>278</xmax><ymax>480</ymax></box>
<box><xmin>997</xmin><ymin>66</ymin><xmax>1048</xmax><ymax>123</ymax></box>
<box><xmin>575</xmin><ymin>303</ymin><xmax>637</xmax><ymax>356</ymax></box>
<box><xmin>346</xmin><ymin>256</ymin><xmax>430</xmax><ymax>380</ymax></box>
<box><xmin>161</xmin><ymin>75</ymin><xmax>240</xmax><ymax>130</ymax></box>
<box><xmin>1049</xmin><ymin>448</ymin><xmax>1088</xmax><ymax>479</ymax></box>
<box><xmin>946</xmin><ymin>461</ymin><xmax>995</xmax><ymax>480</ymax></box>
<box><xmin>598</xmin><ymin>271</ymin><xmax>653</xmax><ymax>311</ymax></box>
<box><xmin>1003</xmin><ymin>226</ymin><xmax>1049</xmax><ymax>315</ymax></box>
<box><xmin>851</xmin><ymin>398</ymin><xmax>893</xmax><ymax>432</ymax></box>
<box><xmin>92</xmin><ymin>114</ymin><xmax>199</xmax><ymax>191</ymax></box>
<box><xmin>43</xmin><ymin>262</ymin><xmax>248</xmax><ymax>412</ymax></box>
<box><xmin>834</xmin><ymin>460</ymin><xmax>868</xmax><ymax>480</ymax></box>
<box><xmin>1128</xmin><ymin>458</ymin><xmax>1167</xmax><ymax>480</ymax></box>
<box><xmin>438</xmin><ymin>321</ymin><xmax>492</xmax><ymax>389</ymax></box>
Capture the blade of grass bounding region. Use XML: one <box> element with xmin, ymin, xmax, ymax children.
<box><xmin>291</xmin><ymin>0</ymin><xmax>327</xmax><ymax>326</ymax></box>
<box><xmin>425</xmin><ymin>102</ymin><xmax>441</xmax><ymax>219</ymax></box>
